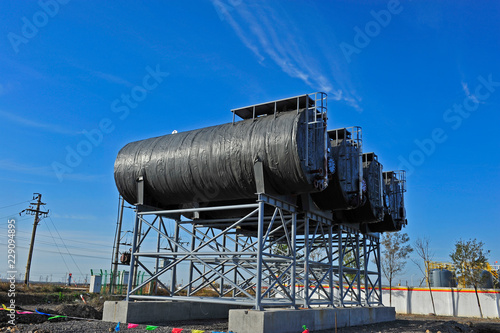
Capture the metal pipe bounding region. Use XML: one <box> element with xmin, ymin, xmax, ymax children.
<box><xmin>139</xmin><ymin>203</ymin><xmax>259</xmax><ymax>215</ymax></box>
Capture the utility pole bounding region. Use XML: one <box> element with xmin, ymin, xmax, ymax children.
<box><xmin>21</xmin><ymin>193</ymin><xmax>49</xmax><ymax>285</ymax></box>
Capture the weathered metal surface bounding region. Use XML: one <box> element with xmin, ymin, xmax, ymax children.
<box><xmin>369</xmin><ymin>171</ymin><xmax>407</xmax><ymax>232</ymax></box>
<box><xmin>114</xmin><ymin>108</ymin><xmax>326</xmax><ymax>208</ymax></box>
<box><xmin>311</xmin><ymin>128</ymin><xmax>363</xmax><ymax>211</ymax></box>
<box><xmin>336</xmin><ymin>153</ymin><xmax>384</xmax><ymax>224</ymax></box>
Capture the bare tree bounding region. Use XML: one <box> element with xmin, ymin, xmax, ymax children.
<box><xmin>381</xmin><ymin>232</ymin><xmax>413</xmax><ymax>306</ymax></box>
<box><xmin>450</xmin><ymin>238</ymin><xmax>490</xmax><ymax>318</ymax></box>
<box><xmin>412</xmin><ymin>237</ymin><xmax>436</xmax><ymax>314</ymax></box>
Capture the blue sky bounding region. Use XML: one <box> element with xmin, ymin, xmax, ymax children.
<box><xmin>0</xmin><ymin>1</ymin><xmax>499</xmax><ymax>286</ymax></box>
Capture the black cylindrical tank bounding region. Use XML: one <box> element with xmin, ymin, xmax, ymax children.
<box><xmin>369</xmin><ymin>171</ymin><xmax>407</xmax><ymax>232</ymax></box>
<box><xmin>336</xmin><ymin>152</ymin><xmax>384</xmax><ymax>224</ymax></box>
<box><xmin>114</xmin><ymin>109</ymin><xmax>327</xmax><ymax>209</ymax></box>
<box><xmin>311</xmin><ymin>127</ymin><xmax>363</xmax><ymax>211</ymax></box>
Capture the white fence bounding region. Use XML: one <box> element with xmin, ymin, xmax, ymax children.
<box><xmin>382</xmin><ymin>286</ymin><xmax>500</xmax><ymax>318</ymax></box>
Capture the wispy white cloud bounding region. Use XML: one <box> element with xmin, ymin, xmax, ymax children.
<box><xmin>328</xmin><ymin>89</ymin><xmax>362</xmax><ymax>110</ymax></box>
<box><xmin>0</xmin><ymin>176</ymin><xmax>55</xmax><ymax>186</ymax></box>
<box><xmin>58</xmin><ymin>173</ymin><xmax>106</xmax><ymax>182</ymax></box>
<box><xmin>0</xmin><ymin>159</ymin><xmax>105</xmax><ymax>182</ymax></box>
<box><xmin>211</xmin><ymin>0</ymin><xmax>362</xmax><ymax>111</ymax></box>
<box><xmin>0</xmin><ymin>110</ymin><xmax>80</xmax><ymax>136</ymax></box>
<box><xmin>0</xmin><ymin>159</ymin><xmax>52</xmax><ymax>175</ymax></box>
<box><xmin>0</xmin><ymin>82</ymin><xmax>14</xmax><ymax>96</ymax></box>
<box><xmin>461</xmin><ymin>81</ymin><xmax>480</xmax><ymax>104</ymax></box>
<box><xmin>51</xmin><ymin>213</ymin><xmax>97</xmax><ymax>220</ymax></box>
<box><xmin>91</xmin><ymin>70</ymin><xmax>134</xmax><ymax>88</ymax></box>
<box><xmin>63</xmin><ymin>58</ymin><xmax>134</xmax><ymax>88</ymax></box>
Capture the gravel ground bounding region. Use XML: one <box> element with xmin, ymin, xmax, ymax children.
<box><xmin>318</xmin><ymin>314</ymin><xmax>500</xmax><ymax>333</ymax></box>
<box><xmin>1</xmin><ymin>304</ymin><xmax>499</xmax><ymax>333</ymax></box>
<box><xmin>1</xmin><ymin>318</ymin><xmax>230</xmax><ymax>333</ymax></box>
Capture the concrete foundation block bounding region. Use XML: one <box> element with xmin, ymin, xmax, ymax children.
<box><xmin>228</xmin><ymin>306</ymin><xmax>395</xmax><ymax>333</ymax></box>
<box><xmin>367</xmin><ymin>306</ymin><xmax>396</xmax><ymax>324</ymax></box>
<box><xmin>103</xmin><ymin>300</ymin><xmax>241</xmax><ymax>324</ymax></box>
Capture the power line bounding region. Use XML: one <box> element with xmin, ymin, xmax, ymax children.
<box><xmin>42</xmin><ymin>205</ymin><xmax>114</xmax><ymax>249</ymax></box>
<box><xmin>0</xmin><ymin>200</ymin><xmax>31</xmax><ymax>210</ymax></box>
<box><xmin>0</xmin><ymin>242</ymin><xmax>109</xmax><ymax>260</ymax></box>
<box><xmin>42</xmin><ymin>217</ymin><xmax>71</xmax><ymax>273</ymax></box>
<box><xmin>0</xmin><ymin>213</ymin><xmax>28</xmax><ymax>221</ymax></box>
<box><xmin>47</xmin><ymin>216</ymin><xmax>84</xmax><ymax>277</ymax></box>
<box><xmin>0</xmin><ymin>217</ymin><xmax>33</xmax><ymax>225</ymax></box>
<box><xmin>12</xmin><ymin>229</ymin><xmax>112</xmax><ymax>249</ymax></box>
<box><xmin>0</xmin><ymin>234</ymin><xmax>111</xmax><ymax>254</ymax></box>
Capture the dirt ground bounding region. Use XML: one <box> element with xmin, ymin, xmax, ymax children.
<box><xmin>1</xmin><ymin>285</ymin><xmax>499</xmax><ymax>332</ymax></box>
<box><xmin>2</xmin><ymin>307</ymin><xmax>499</xmax><ymax>333</ymax></box>
<box><xmin>323</xmin><ymin>314</ymin><xmax>500</xmax><ymax>333</ymax></box>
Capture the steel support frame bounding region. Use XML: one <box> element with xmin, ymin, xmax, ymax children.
<box><xmin>336</xmin><ymin>224</ymin><xmax>361</xmax><ymax>306</ymax></box>
<box><xmin>126</xmin><ymin>194</ymin><xmax>300</xmax><ymax>309</ymax></box>
<box><xmin>362</xmin><ymin>232</ymin><xmax>383</xmax><ymax>306</ymax></box>
<box><xmin>294</xmin><ymin>212</ymin><xmax>335</xmax><ymax>307</ymax></box>
<box><xmin>334</xmin><ymin>224</ymin><xmax>382</xmax><ymax>307</ymax></box>
<box><xmin>125</xmin><ymin>198</ymin><xmax>382</xmax><ymax>309</ymax></box>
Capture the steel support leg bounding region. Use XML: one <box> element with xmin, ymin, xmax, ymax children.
<box><xmin>377</xmin><ymin>238</ymin><xmax>382</xmax><ymax>305</ymax></box>
<box><xmin>356</xmin><ymin>231</ymin><xmax>361</xmax><ymax>305</ymax></box>
<box><xmin>291</xmin><ymin>212</ymin><xmax>297</xmax><ymax>308</ymax></box>
<box><xmin>187</xmin><ymin>224</ymin><xmax>196</xmax><ymax>296</ymax></box>
<box><xmin>304</xmin><ymin>216</ymin><xmax>310</xmax><ymax>308</ymax></box>
<box><xmin>338</xmin><ymin>227</ymin><xmax>344</xmax><ymax>307</ymax></box>
<box><xmin>255</xmin><ymin>200</ymin><xmax>265</xmax><ymax>310</ymax></box>
<box><xmin>171</xmin><ymin>220</ymin><xmax>179</xmax><ymax>294</ymax></box>
<box><xmin>233</xmin><ymin>234</ymin><xmax>239</xmax><ymax>298</ymax></box>
<box><xmin>328</xmin><ymin>224</ymin><xmax>334</xmax><ymax>307</ymax></box>
<box><xmin>363</xmin><ymin>235</ymin><xmax>368</xmax><ymax>306</ymax></box>
<box><xmin>220</xmin><ymin>235</ymin><xmax>226</xmax><ymax>297</ymax></box>
<box><xmin>126</xmin><ymin>210</ymin><xmax>140</xmax><ymax>301</ymax></box>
